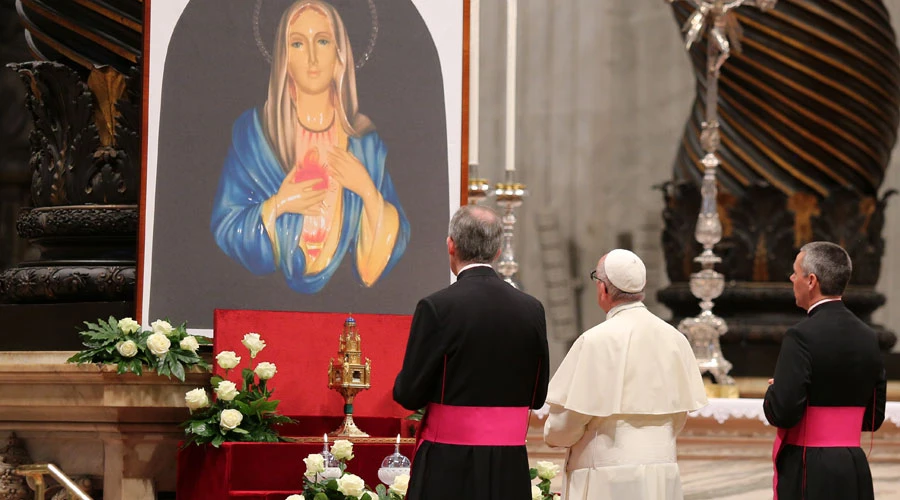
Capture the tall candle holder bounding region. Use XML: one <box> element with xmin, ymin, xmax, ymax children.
<box><xmin>327</xmin><ymin>316</ymin><xmax>371</xmax><ymax>437</ymax></box>
<box><xmin>667</xmin><ymin>0</ymin><xmax>777</xmax><ymax>396</ymax></box>
<box><xmin>467</xmin><ymin>164</ymin><xmax>491</xmax><ymax>206</ymax></box>
<box><xmin>494</xmin><ymin>171</ymin><xmax>526</xmax><ymax>289</ymax></box>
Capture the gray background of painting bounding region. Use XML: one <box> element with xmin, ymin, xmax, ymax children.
<box><xmin>149</xmin><ymin>0</ymin><xmax>450</xmax><ymax>328</ymax></box>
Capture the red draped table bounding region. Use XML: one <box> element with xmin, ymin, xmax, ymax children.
<box><xmin>177</xmin><ymin>437</ymin><xmax>416</xmax><ymax>499</ymax></box>
<box><xmin>176</xmin><ymin>310</ymin><xmax>416</xmax><ymax>499</ymax></box>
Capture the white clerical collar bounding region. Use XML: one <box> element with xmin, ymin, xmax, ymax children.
<box><xmin>457</xmin><ymin>263</ymin><xmax>494</xmax><ymax>274</ymax></box>
<box><xmin>607</xmin><ymin>301</ymin><xmax>646</xmax><ymax>319</ymax></box>
<box><xmin>807</xmin><ymin>297</ymin><xmax>842</xmax><ymax>313</ymax></box>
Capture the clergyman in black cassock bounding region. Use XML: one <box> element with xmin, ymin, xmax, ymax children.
<box><xmin>393</xmin><ymin>205</ymin><xmax>550</xmax><ymax>500</ymax></box>
<box><xmin>764</xmin><ymin>242</ymin><xmax>887</xmax><ymax>500</ymax></box>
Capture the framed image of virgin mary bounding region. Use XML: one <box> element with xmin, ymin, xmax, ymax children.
<box><xmin>140</xmin><ymin>0</ymin><xmax>466</xmax><ymax>333</ymax></box>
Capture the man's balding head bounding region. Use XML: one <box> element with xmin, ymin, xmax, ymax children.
<box><xmin>448</xmin><ymin>205</ymin><xmax>502</xmax><ymax>264</ymax></box>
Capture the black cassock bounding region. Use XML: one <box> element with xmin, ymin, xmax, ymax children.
<box><xmin>764</xmin><ymin>301</ymin><xmax>887</xmax><ymax>500</ymax></box>
<box><xmin>393</xmin><ymin>266</ymin><xmax>549</xmax><ymax>500</ymax></box>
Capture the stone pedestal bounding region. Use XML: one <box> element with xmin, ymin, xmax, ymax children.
<box><xmin>0</xmin><ymin>352</ymin><xmax>210</xmax><ymax>499</ymax></box>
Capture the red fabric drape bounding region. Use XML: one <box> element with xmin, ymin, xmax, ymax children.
<box><xmin>178</xmin><ymin>441</ymin><xmax>415</xmax><ymax>499</ymax></box>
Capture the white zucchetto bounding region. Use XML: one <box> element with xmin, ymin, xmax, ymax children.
<box><xmin>603</xmin><ymin>249</ymin><xmax>646</xmax><ymax>293</ymax></box>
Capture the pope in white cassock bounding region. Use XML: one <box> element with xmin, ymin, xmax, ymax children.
<box><xmin>543</xmin><ymin>249</ymin><xmax>708</xmax><ymax>500</ymax></box>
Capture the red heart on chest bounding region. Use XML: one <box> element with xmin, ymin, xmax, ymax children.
<box><xmin>294</xmin><ymin>148</ymin><xmax>329</xmax><ymax>190</ymax></box>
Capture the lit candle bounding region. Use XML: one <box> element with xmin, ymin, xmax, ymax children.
<box><xmin>505</xmin><ymin>0</ymin><xmax>517</xmax><ymax>172</ymax></box>
<box><xmin>469</xmin><ymin>0</ymin><xmax>480</xmax><ymax>166</ymax></box>
<box><xmin>324</xmin><ymin>433</ymin><xmax>328</xmax><ymax>444</ymax></box>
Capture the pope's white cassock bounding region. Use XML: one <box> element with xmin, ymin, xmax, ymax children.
<box><xmin>544</xmin><ymin>250</ymin><xmax>708</xmax><ymax>500</ymax></box>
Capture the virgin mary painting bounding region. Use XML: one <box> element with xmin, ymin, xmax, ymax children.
<box><xmin>210</xmin><ymin>0</ymin><xmax>409</xmax><ymax>294</ymax></box>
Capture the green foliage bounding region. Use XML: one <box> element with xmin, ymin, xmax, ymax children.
<box><xmin>529</xmin><ymin>467</ymin><xmax>557</xmax><ymax>500</ymax></box>
<box><xmin>180</xmin><ymin>336</ymin><xmax>295</xmax><ymax>448</ymax></box>
<box><xmin>66</xmin><ymin>316</ymin><xmax>211</xmax><ymax>382</ymax></box>
<box><xmin>298</xmin><ymin>472</ymin><xmax>404</xmax><ymax>500</ymax></box>
<box><xmin>404</xmin><ymin>408</ymin><xmax>426</xmax><ymax>422</ymax></box>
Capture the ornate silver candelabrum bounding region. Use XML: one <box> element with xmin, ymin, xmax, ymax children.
<box><xmin>678</xmin><ymin>146</ymin><xmax>735</xmax><ymax>391</ymax></box>
<box><xmin>494</xmin><ymin>171</ymin><xmax>527</xmax><ymax>289</ymax></box>
<box><xmin>669</xmin><ymin>0</ymin><xmax>777</xmax><ymax>396</ymax></box>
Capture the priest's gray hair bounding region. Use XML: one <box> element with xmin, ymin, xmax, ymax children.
<box><xmin>448</xmin><ymin>205</ymin><xmax>502</xmax><ymax>263</ymax></box>
<box><xmin>595</xmin><ymin>262</ymin><xmax>645</xmax><ymax>303</ymax></box>
<box><xmin>799</xmin><ymin>241</ymin><xmax>852</xmax><ymax>296</ymax></box>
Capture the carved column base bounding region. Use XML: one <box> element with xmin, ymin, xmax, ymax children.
<box><xmin>0</xmin><ymin>205</ymin><xmax>137</xmax><ymax>303</ymax></box>
<box><xmin>0</xmin><ymin>265</ymin><xmax>135</xmax><ymax>303</ymax></box>
<box><xmin>659</xmin><ymin>282</ymin><xmax>897</xmax><ymax>376</ymax></box>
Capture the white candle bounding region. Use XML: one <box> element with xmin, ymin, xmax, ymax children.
<box><xmin>469</xmin><ymin>0</ymin><xmax>480</xmax><ymax>166</ymax></box>
<box><xmin>324</xmin><ymin>433</ymin><xmax>328</xmax><ymax>444</ymax></box>
<box><xmin>505</xmin><ymin>0</ymin><xmax>517</xmax><ymax>172</ymax></box>
<box><xmin>396</xmin><ymin>434</ymin><xmax>401</xmax><ymax>445</ymax></box>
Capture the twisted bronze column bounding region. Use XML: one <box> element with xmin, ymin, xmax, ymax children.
<box><xmin>662</xmin><ymin>0</ymin><xmax>900</xmax><ymax>369</ymax></box>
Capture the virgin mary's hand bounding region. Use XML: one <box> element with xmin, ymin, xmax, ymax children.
<box><xmin>326</xmin><ymin>148</ymin><xmax>377</xmax><ymax>202</ymax></box>
<box><xmin>273</xmin><ymin>176</ymin><xmax>327</xmax><ymax>217</ymax></box>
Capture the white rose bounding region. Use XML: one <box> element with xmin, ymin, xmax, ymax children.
<box><xmin>531</xmin><ymin>485</ymin><xmax>543</xmax><ymax>500</ymax></box>
<box><xmin>220</xmin><ymin>409</ymin><xmax>243</xmax><ymax>431</ymax></box>
<box><xmin>389</xmin><ymin>473</ymin><xmax>410</xmax><ymax>496</ymax></box>
<box><xmin>118</xmin><ymin>317</ymin><xmax>140</xmax><ymax>334</ymax></box>
<box><xmin>303</xmin><ymin>453</ymin><xmax>325</xmax><ymax>479</ymax></box>
<box><xmin>151</xmin><ymin>319</ymin><xmax>174</xmax><ymax>336</ymax></box>
<box><xmin>330</xmin><ymin>439</ymin><xmax>354</xmax><ymax>461</ymax></box>
<box><xmin>254</xmin><ymin>362</ymin><xmax>277</xmax><ymax>380</ymax></box>
<box><xmin>146</xmin><ymin>332</ymin><xmax>171</xmax><ymax>357</ymax></box>
<box><xmin>536</xmin><ymin>461</ymin><xmax>560</xmax><ymax>480</ymax></box>
<box><xmin>184</xmin><ymin>388</ymin><xmax>210</xmax><ymax>411</ymax></box>
<box><xmin>553</xmin><ymin>495</ymin><xmax>561</xmax><ymax>500</ymax></box>
<box><xmin>179</xmin><ymin>335</ymin><xmax>200</xmax><ymax>352</ymax></box>
<box><xmin>216</xmin><ymin>351</ymin><xmax>241</xmax><ymax>370</ymax></box>
<box><xmin>116</xmin><ymin>340</ymin><xmax>138</xmax><ymax>358</ymax></box>
<box><xmin>285</xmin><ymin>496</ymin><xmax>303</xmax><ymax>500</ymax></box>
<box><xmin>215</xmin><ymin>380</ymin><xmax>239</xmax><ymax>401</ymax></box>
<box><xmin>336</xmin><ymin>473</ymin><xmax>366</xmax><ymax>498</ymax></box>
<box><xmin>241</xmin><ymin>333</ymin><xmax>267</xmax><ymax>358</ymax></box>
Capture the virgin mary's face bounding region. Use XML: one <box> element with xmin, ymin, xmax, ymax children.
<box><xmin>286</xmin><ymin>8</ymin><xmax>338</xmax><ymax>96</ymax></box>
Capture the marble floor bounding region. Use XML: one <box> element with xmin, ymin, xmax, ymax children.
<box><xmin>680</xmin><ymin>460</ymin><xmax>900</xmax><ymax>500</ymax></box>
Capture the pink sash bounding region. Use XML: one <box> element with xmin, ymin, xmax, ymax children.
<box><xmin>772</xmin><ymin>406</ymin><xmax>864</xmax><ymax>499</ymax></box>
<box><xmin>419</xmin><ymin>403</ymin><xmax>530</xmax><ymax>446</ymax></box>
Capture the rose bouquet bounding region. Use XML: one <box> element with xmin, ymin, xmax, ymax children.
<box><xmin>67</xmin><ymin>316</ymin><xmax>211</xmax><ymax>381</ymax></box>
<box><xmin>181</xmin><ymin>333</ymin><xmax>294</xmax><ymax>447</ymax></box>
<box><xmin>296</xmin><ymin>440</ymin><xmax>409</xmax><ymax>500</ymax></box>
<box><xmin>530</xmin><ymin>461</ymin><xmax>561</xmax><ymax>500</ymax></box>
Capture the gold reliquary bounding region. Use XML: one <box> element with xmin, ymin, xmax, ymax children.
<box><xmin>327</xmin><ymin>316</ymin><xmax>371</xmax><ymax>436</ymax></box>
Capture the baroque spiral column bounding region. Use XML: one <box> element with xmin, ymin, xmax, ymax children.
<box><xmin>0</xmin><ymin>1</ymin><xmax>142</xmax><ymax>349</ymax></box>
<box><xmin>661</xmin><ymin>0</ymin><xmax>900</xmax><ymax>374</ymax></box>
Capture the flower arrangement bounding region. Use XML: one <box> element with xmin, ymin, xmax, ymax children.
<box><xmin>530</xmin><ymin>461</ymin><xmax>561</xmax><ymax>500</ymax></box>
<box><xmin>181</xmin><ymin>333</ymin><xmax>294</xmax><ymax>447</ymax></box>
<box><xmin>295</xmin><ymin>440</ymin><xmax>409</xmax><ymax>500</ymax></box>
<box><xmin>67</xmin><ymin>316</ymin><xmax>211</xmax><ymax>382</ymax></box>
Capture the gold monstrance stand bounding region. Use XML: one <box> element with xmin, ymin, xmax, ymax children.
<box><xmin>327</xmin><ymin>316</ymin><xmax>371</xmax><ymax>437</ymax></box>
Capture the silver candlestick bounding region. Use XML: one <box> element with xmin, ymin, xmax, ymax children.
<box><xmin>494</xmin><ymin>171</ymin><xmax>526</xmax><ymax>288</ymax></box>
<box><xmin>467</xmin><ymin>163</ymin><xmax>491</xmax><ymax>205</ymax></box>
<box><xmin>669</xmin><ymin>0</ymin><xmax>777</xmax><ymax>395</ymax></box>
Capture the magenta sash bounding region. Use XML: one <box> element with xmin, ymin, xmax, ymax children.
<box><xmin>772</xmin><ymin>406</ymin><xmax>864</xmax><ymax>499</ymax></box>
<box><xmin>419</xmin><ymin>403</ymin><xmax>530</xmax><ymax>446</ymax></box>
